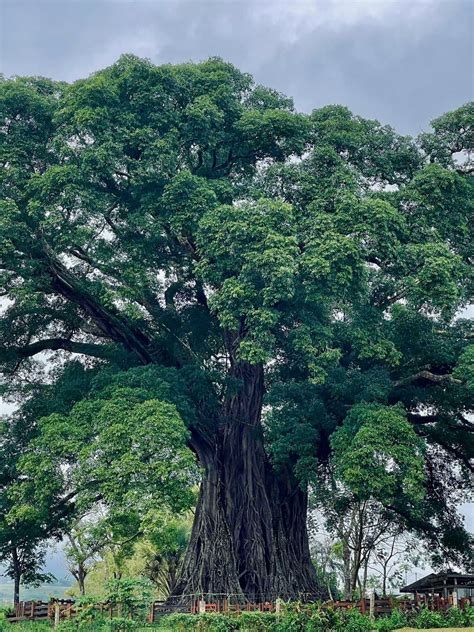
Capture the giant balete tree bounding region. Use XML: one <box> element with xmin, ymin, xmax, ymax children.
<box><xmin>0</xmin><ymin>57</ymin><xmax>473</xmax><ymax>599</ymax></box>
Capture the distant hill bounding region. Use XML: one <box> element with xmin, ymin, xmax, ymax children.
<box><xmin>0</xmin><ymin>583</ymin><xmax>72</xmax><ymax>606</ymax></box>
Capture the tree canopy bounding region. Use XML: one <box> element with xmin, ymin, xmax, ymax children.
<box><xmin>1</xmin><ymin>56</ymin><xmax>473</xmax><ymax>597</ymax></box>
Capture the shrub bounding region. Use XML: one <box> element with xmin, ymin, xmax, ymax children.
<box><xmin>306</xmin><ymin>606</ymin><xmax>344</xmax><ymax>632</ymax></box>
<box><xmin>338</xmin><ymin>609</ymin><xmax>373</xmax><ymax>632</ymax></box>
<box><xmin>57</xmin><ymin>617</ymin><xmax>108</xmax><ymax>632</ymax></box>
<box><xmin>412</xmin><ymin>606</ymin><xmax>446</xmax><ymax>628</ymax></box>
<box><xmin>108</xmin><ymin>618</ymin><xmax>140</xmax><ymax>632</ymax></box>
<box><xmin>158</xmin><ymin>613</ymin><xmax>196</xmax><ymax>631</ymax></box>
<box><xmin>105</xmin><ymin>578</ymin><xmax>152</xmax><ymax>623</ymax></box>
<box><xmin>374</xmin><ymin>608</ymin><xmax>408</xmax><ymax>632</ymax></box>
<box><xmin>446</xmin><ymin>604</ymin><xmax>474</xmax><ymax>628</ymax></box>
<box><xmin>14</xmin><ymin>601</ymin><xmax>474</xmax><ymax>632</ymax></box>
<box><xmin>239</xmin><ymin>612</ymin><xmax>276</xmax><ymax>631</ymax></box>
<box><xmin>161</xmin><ymin>612</ymin><xmax>241</xmax><ymax>631</ymax></box>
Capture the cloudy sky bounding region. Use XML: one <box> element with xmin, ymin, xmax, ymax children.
<box><xmin>1</xmin><ymin>0</ymin><xmax>473</xmax><ymax>135</ymax></box>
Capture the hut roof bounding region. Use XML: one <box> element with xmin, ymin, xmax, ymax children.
<box><xmin>400</xmin><ymin>572</ymin><xmax>474</xmax><ymax>593</ymax></box>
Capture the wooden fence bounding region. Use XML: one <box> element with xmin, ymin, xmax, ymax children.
<box><xmin>7</xmin><ymin>594</ymin><xmax>474</xmax><ymax>623</ymax></box>
<box><xmin>148</xmin><ymin>593</ymin><xmax>474</xmax><ymax>620</ymax></box>
<box><xmin>7</xmin><ymin>600</ymin><xmax>75</xmax><ymax>623</ymax></box>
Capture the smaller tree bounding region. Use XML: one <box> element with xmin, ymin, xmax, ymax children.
<box><xmin>1</xmin><ymin>543</ymin><xmax>54</xmax><ymax>606</ymax></box>
<box><xmin>140</xmin><ymin>511</ymin><xmax>191</xmax><ymax>598</ymax></box>
<box><xmin>315</xmin><ymin>403</ymin><xmax>427</xmax><ymax>600</ymax></box>
<box><xmin>0</xmin><ymin>418</ymin><xmax>57</xmax><ymax>604</ymax></box>
<box><xmin>64</xmin><ymin>518</ymin><xmax>109</xmax><ymax>596</ymax></box>
<box><xmin>368</xmin><ymin>533</ymin><xmax>426</xmax><ymax>596</ymax></box>
<box><xmin>104</xmin><ymin>577</ymin><xmax>153</xmax><ymax>623</ymax></box>
<box><xmin>310</xmin><ymin>537</ymin><xmax>342</xmax><ymax>601</ymax></box>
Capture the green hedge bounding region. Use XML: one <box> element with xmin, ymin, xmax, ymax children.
<box><xmin>160</xmin><ymin>603</ymin><xmax>474</xmax><ymax>631</ymax></box>
<box><xmin>1</xmin><ymin>603</ymin><xmax>472</xmax><ymax>632</ymax></box>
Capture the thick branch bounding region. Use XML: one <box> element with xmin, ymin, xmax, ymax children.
<box><xmin>407</xmin><ymin>413</ymin><xmax>439</xmax><ymax>425</ymax></box>
<box><xmin>395</xmin><ymin>370</ymin><xmax>462</xmax><ymax>387</ymax></box>
<box><xmin>430</xmin><ymin>437</ymin><xmax>474</xmax><ymax>473</ymax></box>
<box><xmin>408</xmin><ymin>412</ymin><xmax>474</xmax><ymax>432</ymax></box>
<box><xmin>15</xmin><ymin>338</ymin><xmax>114</xmax><ymax>360</ymax></box>
<box><xmin>45</xmin><ymin>253</ymin><xmax>154</xmax><ymax>364</ymax></box>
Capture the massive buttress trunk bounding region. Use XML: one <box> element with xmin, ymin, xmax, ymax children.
<box><xmin>176</xmin><ymin>363</ymin><xmax>324</xmax><ymax>600</ymax></box>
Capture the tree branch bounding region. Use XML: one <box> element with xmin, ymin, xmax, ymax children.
<box><xmin>15</xmin><ymin>338</ymin><xmax>115</xmax><ymax>360</ymax></box>
<box><xmin>394</xmin><ymin>370</ymin><xmax>462</xmax><ymax>388</ymax></box>
<box><xmin>45</xmin><ymin>252</ymin><xmax>154</xmax><ymax>364</ymax></box>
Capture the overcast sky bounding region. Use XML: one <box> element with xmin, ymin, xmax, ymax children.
<box><xmin>1</xmin><ymin>0</ymin><xmax>473</xmax><ymax>135</ymax></box>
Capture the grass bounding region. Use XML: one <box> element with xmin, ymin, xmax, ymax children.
<box><xmin>2</xmin><ymin>620</ymin><xmax>474</xmax><ymax>632</ymax></box>
<box><xmin>148</xmin><ymin>628</ymin><xmax>474</xmax><ymax>631</ymax></box>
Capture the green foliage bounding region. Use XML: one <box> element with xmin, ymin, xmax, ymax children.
<box><xmin>104</xmin><ymin>577</ymin><xmax>152</xmax><ymax>622</ymax></box>
<box><xmin>331</xmin><ymin>403</ymin><xmax>426</xmax><ymax>507</ymax></box>
<box><xmin>1</xmin><ymin>56</ymin><xmax>473</xmax><ymax>577</ymax></box>
<box><xmin>419</xmin><ymin>102</ymin><xmax>474</xmax><ymax>174</ymax></box>
<box><xmin>160</xmin><ymin>604</ymin><xmax>450</xmax><ymax>631</ymax></box>
<box><xmin>138</xmin><ymin>511</ymin><xmax>191</xmax><ymax>596</ymax></box>
<box><xmin>373</xmin><ymin>609</ymin><xmax>408</xmax><ymax>632</ymax></box>
<box><xmin>162</xmin><ymin>611</ymin><xmax>276</xmax><ymax>630</ymax></box>
<box><xmin>160</xmin><ymin>604</ymin><xmax>474</xmax><ymax>630</ymax></box>
<box><xmin>447</xmin><ymin>604</ymin><xmax>474</xmax><ymax>627</ymax></box>
<box><xmin>0</xmin><ymin>412</ymin><xmax>58</xmax><ymax>602</ymax></box>
<box><xmin>11</xmin><ymin>377</ymin><xmax>198</xmax><ymax>526</ymax></box>
<box><xmin>411</xmin><ymin>606</ymin><xmax>447</xmax><ymax>629</ymax></box>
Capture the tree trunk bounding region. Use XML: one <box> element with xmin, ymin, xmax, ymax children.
<box><xmin>361</xmin><ymin>557</ymin><xmax>368</xmax><ymax>597</ymax></box>
<box><xmin>342</xmin><ymin>541</ymin><xmax>352</xmax><ymax>600</ymax></box>
<box><xmin>176</xmin><ymin>362</ymin><xmax>323</xmax><ymax>600</ymax></box>
<box><xmin>78</xmin><ymin>564</ymin><xmax>86</xmax><ymax>596</ymax></box>
<box><xmin>382</xmin><ymin>564</ymin><xmax>388</xmax><ymax>597</ymax></box>
<box><xmin>12</xmin><ymin>548</ymin><xmax>21</xmax><ymax>606</ymax></box>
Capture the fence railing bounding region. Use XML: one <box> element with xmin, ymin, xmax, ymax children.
<box><xmin>6</xmin><ymin>594</ymin><xmax>473</xmax><ymax>623</ymax></box>
<box><xmin>7</xmin><ymin>600</ymin><xmax>75</xmax><ymax>622</ymax></box>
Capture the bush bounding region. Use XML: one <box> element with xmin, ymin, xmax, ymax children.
<box><xmin>411</xmin><ymin>606</ymin><xmax>446</xmax><ymax>628</ymax></box>
<box><xmin>105</xmin><ymin>578</ymin><xmax>152</xmax><ymax>623</ymax></box>
<box><xmin>374</xmin><ymin>609</ymin><xmax>408</xmax><ymax>632</ymax></box>
<box><xmin>239</xmin><ymin>612</ymin><xmax>276</xmax><ymax>631</ymax></box>
<box><xmin>162</xmin><ymin>613</ymin><xmax>240</xmax><ymax>631</ymax></box>
<box><xmin>57</xmin><ymin>617</ymin><xmax>108</xmax><ymax>632</ymax></box>
<box><xmin>338</xmin><ymin>609</ymin><xmax>373</xmax><ymax>632</ymax></box>
<box><xmin>11</xmin><ymin>601</ymin><xmax>474</xmax><ymax>632</ymax></box>
<box><xmin>161</xmin><ymin>603</ymin><xmax>474</xmax><ymax>631</ymax></box>
<box><xmin>162</xmin><ymin>606</ymin><xmax>368</xmax><ymax>631</ymax></box>
<box><xmin>305</xmin><ymin>606</ymin><xmax>344</xmax><ymax>632</ymax></box>
<box><xmin>108</xmin><ymin>618</ymin><xmax>140</xmax><ymax>632</ymax></box>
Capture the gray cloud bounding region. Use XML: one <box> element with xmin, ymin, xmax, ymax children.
<box><xmin>1</xmin><ymin>0</ymin><xmax>473</xmax><ymax>134</ymax></box>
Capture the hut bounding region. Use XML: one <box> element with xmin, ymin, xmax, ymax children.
<box><xmin>400</xmin><ymin>571</ymin><xmax>474</xmax><ymax>604</ymax></box>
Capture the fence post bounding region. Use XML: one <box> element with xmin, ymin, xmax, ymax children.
<box><xmin>369</xmin><ymin>591</ymin><xmax>375</xmax><ymax>620</ymax></box>
<box><xmin>275</xmin><ymin>598</ymin><xmax>282</xmax><ymax>617</ymax></box>
<box><xmin>198</xmin><ymin>598</ymin><xmax>206</xmax><ymax>614</ymax></box>
<box><xmin>54</xmin><ymin>602</ymin><xmax>60</xmax><ymax>628</ymax></box>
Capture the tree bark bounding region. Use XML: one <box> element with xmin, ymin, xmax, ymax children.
<box><xmin>342</xmin><ymin>542</ymin><xmax>352</xmax><ymax>601</ymax></box>
<box><xmin>78</xmin><ymin>564</ymin><xmax>86</xmax><ymax>596</ymax></box>
<box><xmin>176</xmin><ymin>362</ymin><xmax>323</xmax><ymax>600</ymax></box>
<box><xmin>12</xmin><ymin>548</ymin><xmax>21</xmax><ymax>606</ymax></box>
